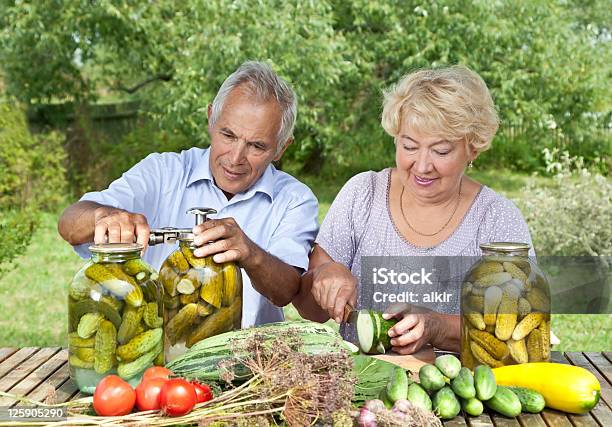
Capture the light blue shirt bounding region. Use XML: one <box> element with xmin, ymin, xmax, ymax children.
<box><xmin>74</xmin><ymin>147</ymin><xmax>318</xmax><ymax>327</ymax></box>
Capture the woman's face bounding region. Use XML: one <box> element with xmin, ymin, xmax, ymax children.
<box><xmin>395</xmin><ymin>124</ymin><xmax>476</xmax><ymax>202</ymax></box>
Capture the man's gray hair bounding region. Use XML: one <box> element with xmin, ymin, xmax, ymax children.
<box><xmin>209</xmin><ymin>61</ymin><xmax>297</xmax><ymax>152</ymax></box>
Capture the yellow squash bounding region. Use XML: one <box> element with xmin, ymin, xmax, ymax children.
<box><xmin>492</xmin><ymin>363</ymin><xmax>600</xmax><ymax>414</ymax></box>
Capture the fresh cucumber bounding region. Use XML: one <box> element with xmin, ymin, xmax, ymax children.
<box><xmin>506</xmin><ymin>386</ymin><xmax>545</xmax><ymax>413</ymax></box>
<box><xmin>356</xmin><ymin>310</ymin><xmax>377</xmax><ymax>353</ymax></box>
<box><xmin>407</xmin><ymin>382</ymin><xmax>432</xmax><ymax>411</ymax></box>
<box><xmin>342</xmin><ymin>340</ymin><xmax>360</xmax><ymax>355</ymax></box>
<box><xmin>474</xmin><ymin>364</ymin><xmax>497</xmax><ymax>401</ymax></box>
<box><xmin>451</xmin><ymin>367</ymin><xmax>476</xmax><ymax>399</ymax></box>
<box><xmin>461</xmin><ymin>397</ymin><xmax>484</xmax><ymax>416</ymax></box>
<box><xmin>379</xmin><ymin>388</ymin><xmax>394</xmax><ymax>409</ymax></box>
<box><xmin>435</xmin><ymin>354</ymin><xmax>462</xmax><ymax>379</ymax></box>
<box><xmin>386</xmin><ymin>367</ymin><xmax>410</xmax><ymax>403</ymax></box>
<box><xmin>377</xmin><ymin>314</ymin><xmax>397</xmax><ymax>350</ymax></box>
<box><xmin>433</xmin><ymin>386</ymin><xmax>461</xmax><ymax>420</ymax></box>
<box><xmin>485</xmin><ymin>386</ymin><xmax>522</xmax><ymax>417</ymax></box>
<box><xmin>419</xmin><ymin>364</ymin><xmax>446</xmax><ymax>392</ymax></box>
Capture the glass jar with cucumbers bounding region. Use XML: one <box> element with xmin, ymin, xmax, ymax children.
<box><xmin>153</xmin><ymin>208</ymin><xmax>243</xmax><ymax>362</ymax></box>
<box><xmin>68</xmin><ymin>243</ymin><xmax>163</xmax><ymax>394</ymax></box>
<box><xmin>460</xmin><ymin>242</ymin><xmax>551</xmax><ymax>369</ymax></box>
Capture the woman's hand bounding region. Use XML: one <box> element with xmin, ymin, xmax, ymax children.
<box><xmin>310</xmin><ymin>261</ymin><xmax>357</xmax><ymax>323</ymax></box>
<box><xmin>383</xmin><ymin>304</ymin><xmax>444</xmax><ymax>354</ymax></box>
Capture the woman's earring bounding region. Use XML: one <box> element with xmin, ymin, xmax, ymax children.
<box><xmin>469</xmin><ymin>161</ymin><xmax>474</xmax><ymax>168</ymax></box>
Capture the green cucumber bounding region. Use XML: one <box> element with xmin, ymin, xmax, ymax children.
<box><xmin>379</xmin><ymin>388</ymin><xmax>394</xmax><ymax>409</ymax></box>
<box><xmin>435</xmin><ymin>354</ymin><xmax>462</xmax><ymax>379</ymax></box>
<box><xmin>484</xmin><ymin>386</ymin><xmax>522</xmax><ymax>417</ymax></box>
<box><xmin>342</xmin><ymin>340</ymin><xmax>360</xmax><ymax>355</ymax></box>
<box><xmin>419</xmin><ymin>364</ymin><xmax>446</xmax><ymax>392</ymax></box>
<box><xmin>451</xmin><ymin>367</ymin><xmax>476</xmax><ymax>399</ymax></box>
<box><xmin>407</xmin><ymin>382</ymin><xmax>432</xmax><ymax>411</ymax></box>
<box><xmin>433</xmin><ymin>386</ymin><xmax>461</xmax><ymax>420</ymax></box>
<box><xmin>461</xmin><ymin>397</ymin><xmax>484</xmax><ymax>416</ymax></box>
<box><xmin>386</xmin><ymin>367</ymin><xmax>410</xmax><ymax>403</ymax></box>
<box><xmin>356</xmin><ymin>310</ymin><xmax>377</xmax><ymax>353</ymax></box>
<box><xmin>376</xmin><ymin>313</ymin><xmax>398</xmax><ymax>351</ymax></box>
<box><xmin>506</xmin><ymin>386</ymin><xmax>545</xmax><ymax>413</ymax></box>
<box><xmin>474</xmin><ymin>364</ymin><xmax>497</xmax><ymax>401</ymax></box>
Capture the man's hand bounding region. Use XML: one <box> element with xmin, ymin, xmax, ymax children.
<box><xmin>310</xmin><ymin>262</ymin><xmax>357</xmax><ymax>324</ymax></box>
<box><xmin>192</xmin><ymin>218</ymin><xmax>259</xmax><ymax>266</ymax></box>
<box><xmin>93</xmin><ymin>207</ymin><xmax>150</xmax><ymax>251</ymax></box>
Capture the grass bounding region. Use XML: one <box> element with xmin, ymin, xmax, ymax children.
<box><xmin>0</xmin><ymin>169</ymin><xmax>609</xmax><ymax>351</ymax></box>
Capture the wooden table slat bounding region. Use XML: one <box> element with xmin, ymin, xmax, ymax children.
<box><xmin>602</xmin><ymin>352</ymin><xmax>612</xmax><ymax>364</ymax></box>
<box><xmin>1</xmin><ymin>349</ymin><xmax>68</xmax><ymax>407</ymax></box>
<box><xmin>489</xmin><ymin>412</ymin><xmax>521</xmax><ymax>427</ymax></box>
<box><xmin>565</xmin><ymin>413</ymin><xmax>601</xmax><ymax>427</ymax></box>
<box><xmin>0</xmin><ymin>348</ymin><xmax>19</xmax><ymax>364</ymax></box>
<box><xmin>18</xmin><ymin>361</ymin><xmax>72</xmax><ymax>406</ymax></box>
<box><xmin>466</xmin><ymin>412</ymin><xmax>494</xmax><ymax>426</ymax></box>
<box><xmin>540</xmin><ymin>408</ymin><xmax>574</xmax><ymax>426</ymax></box>
<box><xmin>0</xmin><ymin>347</ymin><xmax>60</xmax><ymax>396</ymax></box>
<box><xmin>0</xmin><ymin>347</ymin><xmax>40</xmax><ymax>380</ymax></box>
<box><xmin>551</xmin><ymin>352</ymin><xmax>571</xmax><ymax>364</ymax></box>
<box><xmin>583</xmin><ymin>352</ymin><xmax>612</xmax><ymax>387</ymax></box>
<box><xmin>444</xmin><ymin>414</ymin><xmax>468</xmax><ymax>426</ymax></box>
<box><xmin>516</xmin><ymin>413</ymin><xmax>547</xmax><ymax>427</ymax></box>
<box><xmin>52</xmin><ymin>373</ymin><xmax>81</xmax><ymax>404</ymax></box>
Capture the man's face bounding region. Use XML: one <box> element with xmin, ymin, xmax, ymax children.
<box><xmin>208</xmin><ymin>87</ymin><xmax>288</xmax><ymax>199</ymax></box>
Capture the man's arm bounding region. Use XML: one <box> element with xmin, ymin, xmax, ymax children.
<box><xmin>292</xmin><ymin>245</ymin><xmax>357</xmax><ymax>323</ymax></box>
<box><xmin>58</xmin><ymin>201</ymin><xmax>150</xmax><ymax>248</ymax></box>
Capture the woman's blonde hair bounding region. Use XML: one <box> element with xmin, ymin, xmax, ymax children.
<box><xmin>381</xmin><ymin>65</ymin><xmax>499</xmax><ymax>154</ymax></box>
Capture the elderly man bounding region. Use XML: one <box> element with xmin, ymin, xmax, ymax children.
<box><xmin>58</xmin><ymin>61</ymin><xmax>318</xmax><ymax>327</ymax></box>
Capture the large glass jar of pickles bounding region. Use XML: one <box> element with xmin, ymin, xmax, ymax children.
<box><xmin>159</xmin><ymin>239</ymin><xmax>242</xmax><ymax>362</ymax></box>
<box><xmin>68</xmin><ymin>243</ymin><xmax>163</xmax><ymax>394</ymax></box>
<box><xmin>460</xmin><ymin>242</ymin><xmax>551</xmax><ymax>369</ymax></box>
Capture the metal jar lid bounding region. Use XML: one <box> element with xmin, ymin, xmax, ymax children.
<box><xmin>89</xmin><ymin>243</ymin><xmax>144</xmax><ymax>254</ymax></box>
<box><xmin>479</xmin><ymin>242</ymin><xmax>531</xmax><ymax>253</ymax></box>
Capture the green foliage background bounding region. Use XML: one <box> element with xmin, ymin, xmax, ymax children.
<box><xmin>1</xmin><ymin>0</ymin><xmax>610</xmax><ymax>175</ymax></box>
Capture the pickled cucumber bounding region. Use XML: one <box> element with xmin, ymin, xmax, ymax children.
<box><xmin>122</xmin><ymin>258</ymin><xmax>150</xmax><ymax>277</ymax></box>
<box><xmin>94</xmin><ymin>320</ymin><xmax>117</xmax><ymax>374</ymax></box>
<box><xmin>85</xmin><ymin>263</ymin><xmax>143</xmax><ymax>307</ymax></box>
<box><xmin>69</xmin><ymin>354</ymin><xmax>94</xmax><ymax>369</ymax></box>
<box><xmin>222</xmin><ymin>263</ymin><xmax>241</xmax><ymax>307</ymax></box>
<box><xmin>185</xmin><ymin>297</ymin><xmax>241</xmax><ymax>347</ymax></box>
<box><xmin>160</xmin><ymin>263</ymin><xmax>180</xmax><ymax>297</ymax></box>
<box><xmin>179</xmin><ymin>292</ymin><xmax>199</xmax><ymax>306</ymax></box>
<box><xmin>167</xmin><ymin>250</ymin><xmax>190</xmax><ymax>274</ymax></box>
<box><xmin>117</xmin><ymin>305</ymin><xmax>145</xmax><ymax>345</ymax></box>
<box><xmin>200</xmin><ymin>258</ymin><xmax>224</xmax><ymax>309</ymax></box>
<box><xmin>143</xmin><ymin>302</ymin><xmax>163</xmax><ymax>328</ymax></box>
<box><xmin>69</xmin><ymin>299</ymin><xmax>122</xmax><ymax>332</ymax></box>
<box><xmin>118</xmin><ymin>340</ymin><xmax>163</xmax><ymax>380</ymax></box>
<box><xmin>181</xmin><ymin>245</ymin><xmax>207</xmax><ymax>269</ymax></box>
<box><xmin>166</xmin><ymin>303</ymin><xmax>198</xmax><ymax>345</ymax></box>
<box><xmin>73</xmin><ymin>347</ymin><xmax>95</xmax><ymax>363</ymax></box>
<box><xmin>69</xmin><ymin>332</ymin><xmax>95</xmax><ymax>348</ymax></box>
<box><xmin>77</xmin><ymin>312</ymin><xmax>104</xmax><ymax>339</ymax></box>
<box><xmin>117</xmin><ymin>328</ymin><xmax>163</xmax><ymax>362</ymax></box>
<box><xmin>69</xmin><ymin>274</ymin><xmax>102</xmax><ymax>301</ymax></box>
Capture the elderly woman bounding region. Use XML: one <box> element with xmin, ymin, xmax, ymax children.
<box><xmin>292</xmin><ymin>65</ymin><xmax>534</xmax><ymax>354</ymax></box>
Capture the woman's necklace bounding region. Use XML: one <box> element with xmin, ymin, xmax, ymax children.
<box><xmin>400</xmin><ymin>178</ymin><xmax>462</xmax><ymax>237</ymax></box>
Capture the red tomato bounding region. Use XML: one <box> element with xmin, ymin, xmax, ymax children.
<box><xmin>142</xmin><ymin>366</ymin><xmax>173</xmax><ymax>382</ymax></box>
<box><xmin>135</xmin><ymin>377</ymin><xmax>167</xmax><ymax>411</ymax></box>
<box><xmin>192</xmin><ymin>381</ymin><xmax>213</xmax><ymax>403</ymax></box>
<box><xmin>93</xmin><ymin>375</ymin><xmax>136</xmax><ymax>416</ymax></box>
<box><xmin>160</xmin><ymin>378</ymin><xmax>197</xmax><ymax>416</ymax></box>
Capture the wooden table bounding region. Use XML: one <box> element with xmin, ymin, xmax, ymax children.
<box><xmin>0</xmin><ymin>348</ymin><xmax>611</xmax><ymax>426</ymax></box>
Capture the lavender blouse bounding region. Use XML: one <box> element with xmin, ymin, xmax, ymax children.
<box><xmin>316</xmin><ymin>169</ymin><xmax>534</xmax><ymax>339</ymax></box>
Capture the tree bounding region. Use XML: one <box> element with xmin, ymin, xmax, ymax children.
<box><xmin>1</xmin><ymin>0</ymin><xmax>609</xmax><ymax>173</ymax></box>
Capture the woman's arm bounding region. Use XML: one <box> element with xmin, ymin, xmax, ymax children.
<box><xmin>385</xmin><ymin>307</ymin><xmax>461</xmax><ymax>354</ymax></box>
